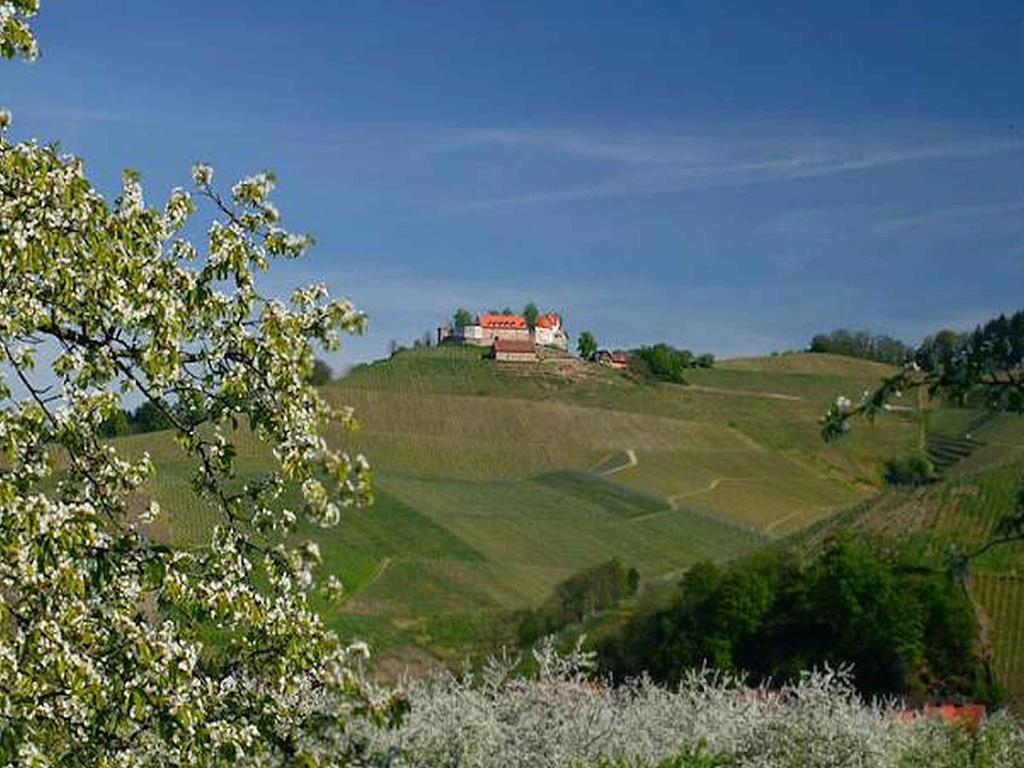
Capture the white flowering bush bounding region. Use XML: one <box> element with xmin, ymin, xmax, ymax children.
<box><xmin>0</xmin><ymin>5</ymin><xmax>405</xmax><ymax>765</ymax></box>
<box><xmin>358</xmin><ymin>641</ymin><xmax>1024</xmax><ymax>768</ymax></box>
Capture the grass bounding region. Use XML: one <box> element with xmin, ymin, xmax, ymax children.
<box><xmin>533</xmin><ymin>471</ymin><xmax>668</xmax><ymax>519</ymax></box>
<box><xmin>131</xmin><ymin>346</ymin><xmax>926</xmax><ymax>671</ymax></box>
<box><xmin>303</xmin><ymin>469</ymin><xmax>767</xmax><ymax>667</ymax></box>
<box><xmin>718</xmin><ymin>351</ymin><xmax>898</xmax><ymax>378</ymax></box>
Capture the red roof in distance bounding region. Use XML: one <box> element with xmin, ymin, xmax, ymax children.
<box><xmin>479</xmin><ymin>313</ymin><xmax>527</xmax><ymax>329</ymax></box>
<box><xmin>536</xmin><ymin>313</ymin><xmax>561</xmax><ymax>329</ymax></box>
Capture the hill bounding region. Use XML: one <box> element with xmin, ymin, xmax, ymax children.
<box><xmin>796</xmin><ymin>410</ymin><xmax>1024</xmax><ymax>708</ymax></box>
<box><xmin>130</xmin><ymin>346</ymin><xmax>922</xmax><ymax>673</ymax></box>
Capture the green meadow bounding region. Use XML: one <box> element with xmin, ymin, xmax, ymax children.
<box><xmin>125</xmin><ymin>345</ymin><xmax>1024</xmax><ymax>702</ymax></box>
<box><xmin>127</xmin><ymin>346</ymin><xmax>933</xmax><ymax>673</ymax></box>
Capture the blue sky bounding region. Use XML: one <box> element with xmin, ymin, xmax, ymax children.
<box><xmin>3</xmin><ymin>1</ymin><xmax>1023</xmax><ymax>365</ymax></box>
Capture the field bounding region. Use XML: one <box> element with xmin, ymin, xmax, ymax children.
<box><xmin>134</xmin><ymin>346</ymin><xmax>926</xmax><ymax>672</ymax></box>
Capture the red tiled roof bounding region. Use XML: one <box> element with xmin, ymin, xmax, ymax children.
<box><xmin>536</xmin><ymin>313</ymin><xmax>561</xmax><ymax>329</ymax></box>
<box><xmin>493</xmin><ymin>338</ymin><xmax>536</xmax><ymax>353</ymax></box>
<box><xmin>480</xmin><ymin>313</ymin><xmax>527</xmax><ymax>329</ymax></box>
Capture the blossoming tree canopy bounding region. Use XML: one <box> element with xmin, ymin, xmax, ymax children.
<box><xmin>0</xmin><ymin>3</ymin><xmax>404</xmax><ymax>764</ymax></box>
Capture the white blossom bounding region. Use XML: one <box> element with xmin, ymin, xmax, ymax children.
<box><xmin>357</xmin><ymin>643</ymin><xmax>1024</xmax><ymax>767</ymax></box>
<box><xmin>0</xmin><ymin>6</ymin><xmax>395</xmax><ymax>763</ymax></box>
<box><xmin>191</xmin><ymin>162</ymin><xmax>214</xmax><ymax>186</ymax></box>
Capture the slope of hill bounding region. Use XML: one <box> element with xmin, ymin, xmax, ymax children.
<box><xmin>130</xmin><ymin>346</ymin><xmax>922</xmax><ymax>673</ymax></box>
<box><xmin>796</xmin><ymin>411</ymin><xmax>1024</xmax><ymax>709</ymax></box>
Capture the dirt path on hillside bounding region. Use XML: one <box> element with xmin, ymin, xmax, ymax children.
<box><xmin>666</xmin><ymin>478</ymin><xmax>724</xmax><ymax>508</ymax></box>
<box><xmin>628</xmin><ymin>477</ymin><xmax>738</xmax><ymax>522</ymax></box>
<box><xmin>686</xmin><ymin>384</ymin><xmax>803</xmax><ymax>401</ymax></box>
<box><xmin>667</xmin><ymin>477</ymin><xmax>759</xmax><ymax>509</ymax></box>
<box><xmin>599</xmin><ymin>448</ymin><xmax>638</xmax><ymax>476</ymax></box>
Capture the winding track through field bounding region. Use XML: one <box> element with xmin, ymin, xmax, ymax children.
<box><xmin>685</xmin><ymin>384</ymin><xmax>803</xmax><ymax>401</ymax></box>
<box><xmin>599</xmin><ymin>448</ymin><xmax>638</xmax><ymax>476</ymax></box>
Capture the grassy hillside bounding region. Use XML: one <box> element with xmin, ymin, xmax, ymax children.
<box><xmin>796</xmin><ymin>412</ymin><xmax>1024</xmax><ymax>708</ymax></box>
<box><xmin>133</xmin><ymin>346</ymin><xmax>923</xmax><ymax>673</ymax></box>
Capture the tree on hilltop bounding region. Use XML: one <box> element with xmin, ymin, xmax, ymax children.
<box><xmin>0</xmin><ymin>5</ymin><xmax>403</xmax><ymax>764</ymax></box>
<box><xmin>809</xmin><ymin>328</ymin><xmax>913</xmax><ymax>365</ymax></box>
<box><xmin>452</xmin><ymin>306</ymin><xmax>474</xmax><ymax>329</ymax></box>
<box><xmin>523</xmin><ymin>301</ymin><xmax>539</xmax><ymax>329</ymax></box>
<box><xmin>577</xmin><ymin>330</ymin><xmax>598</xmax><ymax>361</ymax></box>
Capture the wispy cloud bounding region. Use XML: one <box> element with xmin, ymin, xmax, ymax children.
<box><xmin>870</xmin><ymin>198</ymin><xmax>1024</xmax><ymax>235</ymax></box>
<box><xmin>433</xmin><ymin>127</ymin><xmax>1023</xmax><ymax>212</ymax></box>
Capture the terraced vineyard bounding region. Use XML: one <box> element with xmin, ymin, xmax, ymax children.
<box><xmin>971</xmin><ymin>573</ymin><xmax>1024</xmax><ymax>711</ymax></box>
<box><xmin>135</xmin><ymin>347</ymin><xmax>924</xmax><ymax>671</ymax></box>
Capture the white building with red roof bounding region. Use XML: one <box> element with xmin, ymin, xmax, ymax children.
<box><xmin>439</xmin><ymin>309</ymin><xmax>567</xmax><ymax>354</ymax></box>
<box><xmin>532</xmin><ymin>312</ymin><xmax>568</xmax><ymax>350</ymax></box>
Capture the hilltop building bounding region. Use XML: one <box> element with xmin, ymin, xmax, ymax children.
<box><xmin>533</xmin><ymin>313</ymin><xmax>568</xmax><ymax>349</ymax></box>
<box><xmin>438</xmin><ymin>309</ymin><xmax>568</xmax><ymax>355</ymax></box>
<box><xmin>596</xmin><ymin>349</ymin><xmax>629</xmax><ymax>369</ymax></box>
<box><xmin>476</xmin><ymin>313</ymin><xmax>532</xmax><ymax>345</ymax></box>
<box><xmin>491</xmin><ymin>338</ymin><xmax>539</xmax><ymax>362</ymax></box>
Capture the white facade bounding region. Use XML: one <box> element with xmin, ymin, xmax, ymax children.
<box><xmin>533</xmin><ymin>321</ymin><xmax>568</xmax><ymax>349</ymax></box>
<box><xmin>460</xmin><ymin>324</ymin><xmax>486</xmax><ymax>345</ymax></box>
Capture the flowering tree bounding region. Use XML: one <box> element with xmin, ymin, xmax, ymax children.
<box><xmin>362</xmin><ymin>641</ymin><xmax>1024</xmax><ymax>767</ymax></box>
<box><xmin>0</xmin><ymin>3</ymin><xmax>403</xmax><ymax>764</ymax></box>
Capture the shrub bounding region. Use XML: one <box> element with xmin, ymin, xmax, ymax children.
<box><xmin>630</xmin><ymin>344</ymin><xmax>711</xmax><ymax>383</ymax></box>
<box><xmin>518</xmin><ymin>559</ymin><xmax>636</xmax><ymax>646</ymax></box>
<box><xmin>884</xmin><ymin>453</ymin><xmax>938</xmax><ymax>486</ymax></box>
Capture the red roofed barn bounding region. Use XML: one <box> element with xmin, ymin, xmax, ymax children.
<box><xmin>491</xmin><ymin>338</ymin><xmax>538</xmax><ymax>362</ymax></box>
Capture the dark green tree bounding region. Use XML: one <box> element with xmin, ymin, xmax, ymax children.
<box><xmin>99</xmin><ymin>408</ymin><xmax>132</xmax><ymax>438</ymax></box>
<box><xmin>577</xmin><ymin>330</ymin><xmax>598</xmax><ymax>361</ymax></box>
<box><xmin>632</xmin><ymin>343</ymin><xmax>695</xmax><ymax>383</ymax></box>
<box><xmin>130</xmin><ymin>400</ymin><xmax>173</xmax><ymax>433</ymax></box>
<box><xmin>596</xmin><ymin>537</ymin><xmax>990</xmax><ymax>701</ymax></box>
<box><xmin>523</xmin><ymin>302</ymin><xmax>539</xmax><ymax>329</ymax></box>
<box><xmin>883</xmin><ymin>453</ymin><xmax>937</xmax><ymax>487</ymax></box>
<box><xmin>452</xmin><ymin>307</ymin><xmax>474</xmax><ymax>329</ymax></box>
<box><xmin>308</xmin><ymin>358</ymin><xmax>333</xmax><ymax>386</ymax></box>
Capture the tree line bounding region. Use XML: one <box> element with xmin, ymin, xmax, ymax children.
<box><xmin>596</xmin><ymin>535</ymin><xmax>999</xmax><ymax>703</ymax></box>
<box><xmin>809</xmin><ymin>329</ymin><xmax>914</xmax><ymax>365</ymax></box>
